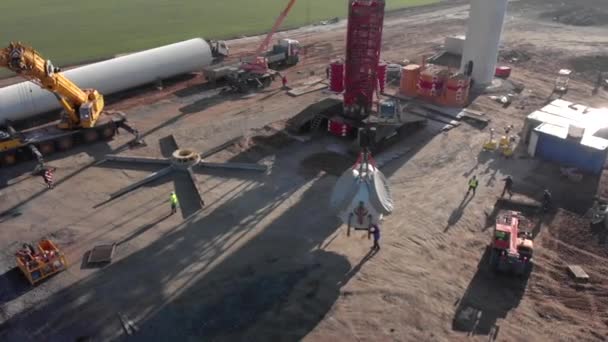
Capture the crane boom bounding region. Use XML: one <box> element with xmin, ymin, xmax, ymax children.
<box><xmin>253</xmin><ymin>0</ymin><xmax>298</xmax><ymax>59</ymax></box>
<box><xmin>241</xmin><ymin>0</ymin><xmax>298</xmax><ymax>74</ymax></box>
<box><xmin>0</xmin><ymin>42</ymin><xmax>104</xmax><ymax>129</ymax></box>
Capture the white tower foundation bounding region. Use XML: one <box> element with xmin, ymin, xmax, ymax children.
<box><xmin>460</xmin><ymin>0</ymin><xmax>508</xmax><ymax>87</ymax></box>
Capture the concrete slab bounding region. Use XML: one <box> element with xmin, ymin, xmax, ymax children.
<box><xmin>567</xmin><ymin>265</ymin><xmax>590</xmax><ymax>283</ymax></box>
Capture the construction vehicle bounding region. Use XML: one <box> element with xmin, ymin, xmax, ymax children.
<box><xmin>553</xmin><ymin>69</ymin><xmax>572</xmax><ymax>95</ymax></box>
<box><xmin>15</xmin><ymin>239</ymin><xmax>67</xmax><ymax>285</ymax></box>
<box><xmin>0</xmin><ymin>42</ymin><xmax>141</xmax><ymax>168</ymax></box>
<box><xmin>203</xmin><ymin>38</ymin><xmax>300</xmax><ymax>87</ymax></box>
<box><xmin>202</xmin><ymin>0</ymin><xmax>300</xmax><ymax>92</ymax></box>
<box><xmin>489</xmin><ymin>210</ymin><xmax>534</xmax><ymax>276</ymax></box>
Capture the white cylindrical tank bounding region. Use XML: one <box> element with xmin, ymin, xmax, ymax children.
<box><xmin>0</xmin><ymin>38</ymin><xmax>213</xmax><ymax>123</ymax></box>
<box><xmin>460</xmin><ymin>0</ymin><xmax>508</xmax><ymax>86</ymax></box>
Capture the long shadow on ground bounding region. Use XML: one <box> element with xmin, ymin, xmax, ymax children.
<box><xmin>0</xmin><ymin>122</ymin><xmax>439</xmax><ymax>341</ymax></box>
<box><xmin>452</xmin><ymin>247</ymin><xmax>530</xmax><ymax>338</ymax></box>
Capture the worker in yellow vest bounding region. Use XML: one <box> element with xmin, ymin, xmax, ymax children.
<box><xmin>466</xmin><ymin>175</ymin><xmax>479</xmax><ymax>196</ymax></box>
<box><xmin>170</xmin><ymin>191</ymin><xmax>179</xmax><ymax>215</ymax></box>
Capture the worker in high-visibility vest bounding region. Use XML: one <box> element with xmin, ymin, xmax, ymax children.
<box><xmin>466</xmin><ymin>175</ymin><xmax>479</xmax><ymax>196</ymax></box>
<box><xmin>170</xmin><ymin>191</ymin><xmax>179</xmax><ymax>215</ymax></box>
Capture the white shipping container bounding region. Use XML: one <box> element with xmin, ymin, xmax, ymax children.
<box><xmin>444</xmin><ymin>36</ymin><xmax>465</xmax><ymax>55</ymax></box>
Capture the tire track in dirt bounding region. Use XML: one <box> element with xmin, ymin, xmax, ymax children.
<box><xmin>532</xmin><ymin>218</ymin><xmax>608</xmax><ymax>332</ymax></box>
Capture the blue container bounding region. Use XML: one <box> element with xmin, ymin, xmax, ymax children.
<box><xmin>535</xmin><ymin>132</ymin><xmax>607</xmax><ymax>174</ymax></box>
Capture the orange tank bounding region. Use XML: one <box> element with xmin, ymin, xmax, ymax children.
<box><xmin>417</xmin><ymin>66</ymin><xmax>446</xmax><ymax>98</ymax></box>
<box><xmin>442</xmin><ymin>74</ymin><xmax>470</xmax><ymax>107</ymax></box>
<box><xmin>400</xmin><ymin>64</ymin><xmax>420</xmax><ymax>96</ymax></box>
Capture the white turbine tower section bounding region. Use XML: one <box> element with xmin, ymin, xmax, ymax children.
<box><xmin>0</xmin><ymin>38</ymin><xmax>213</xmax><ymax>124</ymax></box>
<box><xmin>460</xmin><ymin>0</ymin><xmax>508</xmax><ymax>86</ymax></box>
<box><xmin>330</xmin><ymin>154</ymin><xmax>394</xmax><ymax>231</ymax></box>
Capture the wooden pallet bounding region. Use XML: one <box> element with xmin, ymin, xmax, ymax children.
<box><xmin>287</xmin><ymin>83</ymin><xmax>328</xmax><ymax>97</ymax></box>
<box><xmin>567</xmin><ymin>265</ymin><xmax>590</xmax><ymax>283</ymax></box>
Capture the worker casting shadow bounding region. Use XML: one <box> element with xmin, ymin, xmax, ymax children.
<box><xmin>445</xmin><ymin>193</ymin><xmax>475</xmax><ymax>231</ymax></box>
<box><xmin>117</xmin><ymin>213</ymin><xmax>173</xmax><ymax>246</ymax></box>
<box><xmin>452</xmin><ymin>247</ymin><xmax>529</xmax><ymax>338</ymax></box>
<box><xmin>338</xmin><ymin>248</ymin><xmax>378</xmax><ymax>287</ymax></box>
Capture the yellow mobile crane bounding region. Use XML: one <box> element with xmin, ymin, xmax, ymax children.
<box><xmin>0</xmin><ymin>42</ymin><xmax>141</xmax><ymax>168</ymax></box>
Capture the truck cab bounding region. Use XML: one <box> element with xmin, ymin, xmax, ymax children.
<box><xmin>209</xmin><ymin>40</ymin><xmax>229</xmax><ymax>62</ymax></box>
<box><xmin>267</xmin><ymin>39</ymin><xmax>301</xmax><ymax>67</ymax></box>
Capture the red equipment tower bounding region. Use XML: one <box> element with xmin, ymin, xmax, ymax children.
<box><xmin>343</xmin><ymin>0</ymin><xmax>385</xmax><ymax>119</ymax></box>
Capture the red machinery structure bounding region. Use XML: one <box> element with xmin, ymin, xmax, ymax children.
<box><xmin>342</xmin><ymin>0</ymin><xmax>385</xmax><ymax>119</ymax></box>
<box><xmin>489</xmin><ymin>210</ymin><xmax>534</xmax><ymax>276</ymax></box>
<box><xmin>295</xmin><ymin>0</ymin><xmax>424</xmax><ymax>149</ymax></box>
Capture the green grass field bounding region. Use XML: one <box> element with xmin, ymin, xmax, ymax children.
<box><xmin>1</xmin><ymin>0</ymin><xmax>437</xmax><ymax>68</ymax></box>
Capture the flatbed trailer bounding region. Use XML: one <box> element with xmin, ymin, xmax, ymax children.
<box><xmin>202</xmin><ymin>63</ymin><xmax>240</xmax><ymax>84</ymax></box>
<box><xmin>0</xmin><ymin>111</ymin><xmax>140</xmax><ymax>167</ymax></box>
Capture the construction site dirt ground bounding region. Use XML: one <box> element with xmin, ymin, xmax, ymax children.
<box><xmin>2</xmin><ymin>0</ymin><xmax>608</xmax><ymax>341</ymax></box>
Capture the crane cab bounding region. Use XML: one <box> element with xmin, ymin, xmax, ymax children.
<box><xmin>278</xmin><ymin>38</ymin><xmax>300</xmax><ymax>53</ymax></box>
<box><xmin>270</xmin><ymin>39</ymin><xmax>301</xmax><ymax>66</ymax></box>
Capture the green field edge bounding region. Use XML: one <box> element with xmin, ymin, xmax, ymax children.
<box><xmin>0</xmin><ymin>0</ymin><xmax>443</xmax><ymax>80</ymax></box>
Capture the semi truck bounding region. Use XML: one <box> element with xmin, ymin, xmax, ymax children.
<box><xmin>202</xmin><ymin>38</ymin><xmax>300</xmax><ymax>91</ymax></box>
<box><xmin>203</xmin><ymin>0</ymin><xmax>301</xmax><ymax>93</ymax></box>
